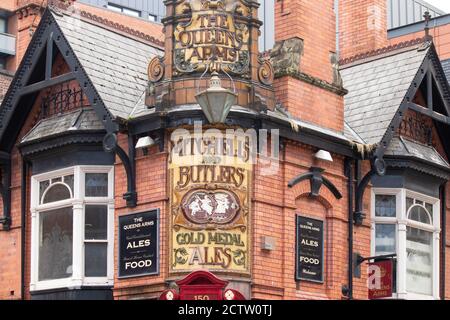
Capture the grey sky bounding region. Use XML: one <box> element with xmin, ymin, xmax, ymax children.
<box><xmin>425</xmin><ymin>0</ymin><xmax>450</xmax><ymax>13</ymax></box>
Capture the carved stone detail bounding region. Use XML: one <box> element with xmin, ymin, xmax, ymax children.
<box><xmin>148</xmin><ymin>56</ymin><xmax>165</xmax><ymax>82</ymax></box>
<box><xmin>330</xmin><ymin>52</ymin><xmax>343</xmax><ymax>88</ymax></box>
<box><xmin>270</xmin><ymin>37</ymin><xmax>304</xmax><ymax>75</ymax></box>
<box><xmin>258</xmin><ymin>56</ymin><xmax>274</xmax><ymax>86</ymax></box>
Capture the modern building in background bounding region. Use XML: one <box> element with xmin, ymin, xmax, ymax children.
<box><xmin>0</xmin><ymin>0</ymin><xmax>449</xmax><ymax>301</ymax></box>
<box><xmin>387</xmin><ymin>0</ymin><xmax>444</xmax><ymax>29</ymax></box>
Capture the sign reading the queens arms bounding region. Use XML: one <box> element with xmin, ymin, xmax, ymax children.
<box><xmin>169</xmin><ymin>128</ymin><xmax>252</xmax><ymax>275</ymax></box>
<box><xmin>173</xmin><ymin>0</ymin><xmax>251</xmax><ymax>75</ymax></box>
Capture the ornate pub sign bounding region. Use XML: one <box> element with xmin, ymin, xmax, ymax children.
<box><xmin>169</xmin><ymin>129</ymin><xmax>252</xmax><ymax>275</ymax></box>
<box><xmin>173</xmin><ymin>0</ymin><xmax>251</xmax><ymax>76</ymax></box>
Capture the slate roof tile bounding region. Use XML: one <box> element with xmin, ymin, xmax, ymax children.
<box><xmin>52</xmin><ymin>11</ymin><xmax>162</xmax><ymax>120</ymax></box>
<box><xmin>341</xmin><ymin>45</ymin><xmax>429</xmax><ymax>145</ymax></box>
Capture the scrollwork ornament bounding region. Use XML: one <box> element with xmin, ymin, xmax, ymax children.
<box><xmin>226</xmin><ymin>51</ymin><xmax>250</xmax><ymax>75</ymax></box>
<box><xmin>174</xmin><ymin>49</ymin><xmax>196</xmax><ymax>74</ymax></box>
<box><xmin>147</xmin><ymin>56</ymin><xmax>165</xmax><ymax>82</ymax></box>
<box><xmin>258</xmin><ymin>58</ymin><xmax>274</xmax><ymax>85</ymax></box>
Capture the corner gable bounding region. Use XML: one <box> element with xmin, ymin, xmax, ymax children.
<box><xmin>0</xmin><ymin>8</ymin><xmax>119</xmax><ymax>151</ymax></box>
<box><xmin>343</xmin><ymin>41</ymin><xmax>450</xmax><ymax>164</ymax></box>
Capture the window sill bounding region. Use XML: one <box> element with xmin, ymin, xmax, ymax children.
<box><xmin>386</xmin><ymin>292</ymin><xmax>439</xmax><ymax>300</ymax></box>
<box><xmin>30</xmin><ymin>278</ymin><xmax>113</xmax><ymax>293</ymax></box>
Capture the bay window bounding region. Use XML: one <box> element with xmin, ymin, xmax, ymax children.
<box><xmin>371</xmin><ymin>188</ymin><xmax>440</xmax><ymax>300</ymax></box>
<box><xmin>30</xmin><ymin>166</ymin><xmax>114</xmax><ymax>292</ymax></box>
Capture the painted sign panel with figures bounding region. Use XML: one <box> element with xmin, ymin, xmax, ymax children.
<box><xmin>169</xmin><ymin>129</ymin><xmax>252</xmax><ymax>274</ymax></box>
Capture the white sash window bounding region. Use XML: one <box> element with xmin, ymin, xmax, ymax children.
<box><xmin>371</xmin><ymin>188</ymin><xmax>440</xmax><ymax>300</ymax></box>
<box><xmin>30</xmin><ymin>166</ymin><xmax>114</xmax><ymax>292</ymax></box>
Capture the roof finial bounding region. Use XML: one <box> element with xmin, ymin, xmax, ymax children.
<box><xmin>424</xmin><ymin>11</ymin><xmax>433</xmax><ymax>41</ymax></box>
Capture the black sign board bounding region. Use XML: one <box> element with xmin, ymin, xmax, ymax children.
<box><xmin>296</xmin><ymin>216</ymin><xmax>324</xmax><ymax>282</ymax></box>
<box><xmin>118</xmin><ymin>210</ymin><xmax>159</xmax><ymax>278</ymax></box>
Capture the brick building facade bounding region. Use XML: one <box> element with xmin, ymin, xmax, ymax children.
<box><xmin>0</xmin><ymin>0</ymin><xmax>449</xmax><ymax>301</ymax></box>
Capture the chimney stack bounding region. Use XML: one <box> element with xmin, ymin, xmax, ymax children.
<box><xmin>339</xmin><ymin>0</ymin><xmax>388</xmax><ymax>60</ymax></box>
<box><xmin>271</xmin><ymin>0</ymin><xmax>345</xmax><ymax>132</ymax></box>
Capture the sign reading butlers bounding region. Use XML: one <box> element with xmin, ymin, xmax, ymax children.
<box><xmin>118</xmin><ymin>210</ymin><xmax>159</xmax><ymax>278</ymax></box>
<box><xmin>169</xmin><ymin>128</ymin><xmax>252</xmax><ymax>275</ymax></box>
<box><xmin>173</xmin><ymin>0</ymin><xmax>251</xmax><ymax>75</ymax></box>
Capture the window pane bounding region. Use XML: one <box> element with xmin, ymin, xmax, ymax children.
<box><xmin>123</xmin><ymin>8</ymin><xmax>140</xmax><ymax>17</ymax></box>
<box><xmin>406</xmin><ymin>197</ymin><xmax>414</xmax><ymax>211</ymax></box>
<box><xmin>85</xmin><ymin>243</ymin><xmax>107</xmax><ymax>277</ymax></box>
<box><xmin>406</xmin><ymin>227</ymin><xmax>433</xmax><ymax>295</ymax></box>
<box><xmin>408</xmin><ymin>205</ymin><xmax>431</xmax><ymax>225</ymax></box>
<box><xmin>425</xmin><ymin>203</ymin><xmax>433</xmax><ymax>217</ymax></box>
<box><xmin>43</xmin><ymin>184</ymin><xmax>71</xmax><ymax>203</ymax></box>
<box><xmin>39</xmin><ymin>207</ymin><xmax>73</xmax><ymax>281</ymax></box>
<box><xmin>85</xmin><ymin>205</ymin><xmax>108</xmax><ymax>240</ymax></box>
<box><xmin>39</xmin><ymin>180</ymin><xmax>50</xmax><ymax>201</ymax></box>
<box><xmin>375</xmin><ymin>224</ymin><xmax>396</xmax><ymax>255</ymax></box>
<box><xmin>64</xmin><ymin>175</ymin><xmax>74</xmax><ymax>195</ymax></box>
<box><xmin>85</xmin><ymin>173</ymin><xmax>108</xmax><ymax>197</ymax></box>
<box><xmin>107</xmin><ymin>4</ymin><xmax>122</xmax><ymax>12</ymax></box>
<box><xmin>375</xmin><ymin>195</ymin><xmax>396</xmax><ymax>217</ymax></box>
<box><xmin>0</xmin><ymin>18</ymin><xmax>6</xmax><ymax>34</ymax></box>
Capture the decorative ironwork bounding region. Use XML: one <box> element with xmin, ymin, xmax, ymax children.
<box><xmin>40</xmin><ymin>83</ymin><xmax>85</xmax><ymax>120</ymax></box>
<box><xmin>399</xmin><ymin>111</ymin><xmax>433</xmax><ymax>145</ymax></box>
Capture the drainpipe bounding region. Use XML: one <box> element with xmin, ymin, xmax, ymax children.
<box><xmin>441</xmin><ymin>183</ymin><xmax>446</xmax><ymax>300</ymax></box>
<box><xmin>334</xmin><ymin>0</ymin><xmax>340</xmax><ymax>56</ymax></box>
<box><xmin>344</xmin><ymin>158</ymin><xmax>354</xmax><ymax>299</ymax></box>
<box><xmin>21</xmin><ymin>160</ymin><xmax>28</xmax><ymax>300</ymax></box>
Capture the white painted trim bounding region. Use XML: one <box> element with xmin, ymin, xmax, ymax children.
<box><xmin>371</xmin><ymin>187</ymin><xmax>441</xmax><ymax>300</ymax></box>
<box><xmin>30</xmin><ymin>165</ymin><xmax>114</xmax><ymax>292</ymax></box>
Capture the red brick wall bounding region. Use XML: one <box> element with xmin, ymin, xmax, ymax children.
<box><xmin>274</xmin><ymin>0</ymin><xmax>344</xmax><ymax>133</ymax></box>
<box><xmin>339</xmin><ymin>0</ymin><xmax>388</xmax><ymax>60</ymax></box>
<box><xmin>275</xmin><ymin>0</ymin><xmax>337</xmax><ymax>84</ymax></box>
<box><xmin>112</xmin><ymin>135</ymin><xmax>170</xmax><ymax>299</ymax></box>
<box><xmin>250</xmin><ymin>141</ymin><xmax>363</xmax><ymax>300</ymax></box>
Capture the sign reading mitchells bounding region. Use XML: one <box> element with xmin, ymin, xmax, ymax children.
<box><xmin>173</xmin><ymin>0</ymin><xmax>251</xmax><ymax>76</ymax></box>
<box><xmin>169</xmin><ymin>128</ymin><xmax>252</xmax><ymax>275</ymax></box>
<box><xmin>118</xmin><ymin>210</ymin><xmax>159</xmax><ymax>278</ymax></box>
<box><xmin>296</xmin><ymin>216</ymin><xmax>324</xmax><ymax>282</ymax></box>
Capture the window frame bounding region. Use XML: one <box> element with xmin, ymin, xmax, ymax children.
<box><xmin>30</xmin><ymin>166</ymin><xmax>114</xmax><ymax>292</ymax></box>
<box><xmin>107</xmin><ymin>3</ymin><xmax>141</xmax><ymax>18</ymax></box>
<box><xmin>0</xmin><ymin>17</ymin><xmax>7</xmax><ymax>34</ymax></box>
<box><xmin>371</xmin><ymin>188</ymin><xmax>440</xmax><ymax>300</ymax></box>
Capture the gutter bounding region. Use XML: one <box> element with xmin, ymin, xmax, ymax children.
<box><xmin>344</xmin><ymin>158</ymin><xmax>354</xmax><ymax>299</ymax></box>
<box><xmin>441</xmin><ymin>183</ymin><xmax>447</xmax><ymax>300</ymax></box>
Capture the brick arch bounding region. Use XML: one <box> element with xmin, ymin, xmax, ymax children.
<box><xmin>290</xmin><ymin>179</ymin><xmax>335</xmax><ymax>211</ymax></box>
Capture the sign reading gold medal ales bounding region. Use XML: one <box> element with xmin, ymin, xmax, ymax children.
<box><xmin>169</xmin><ymin>130</ymin><xmax>252</xmax><ymax>274</ymax></box>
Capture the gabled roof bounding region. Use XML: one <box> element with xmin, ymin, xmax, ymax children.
<box><xmin>0</xmin><ymin>7</ymin><xmax>164</xmax><ymax>150</ymax></box>
<box><xmin>340</xmin><ymin>41</ymin><xmax>430</xmax><ymax>145</ymax></box>
<box><xmin>52</xmin><ymin>10</ymin><xmax>162</xmax><ymax>119</ymax></box>
<box><xmin>341</xmin><ymin>39</ymin><xmax>450</xmax><ymax>169</ymax></box>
